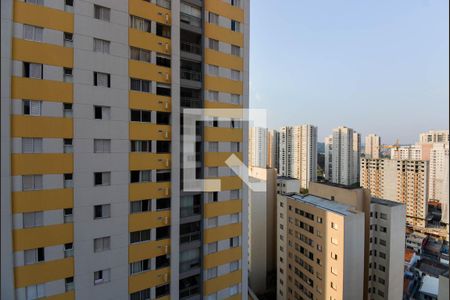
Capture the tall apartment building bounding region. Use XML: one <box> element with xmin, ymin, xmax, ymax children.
<box><xmin>1</xmin><ymin>0</ymin><xmax>250</xmax><ymax>299</ymax></box>
<box><xmin>365</xmin><ymin>134</ymin><xmax>381</xmax><ymax>159</ymax></box>
<box><xmin>419</xmin><ymin>130</ymin><xmax>449</xmax><ymax>144</ymax></box>
<box><xmin>429</xmin><ymin>143</ymin><xmax>449</xmax><ymax>202</ymax></box>
<box><xmin>249</xmin><ymin>127</ymin><xmax>267</xmax><ymax>168</ymax></box>
<box><xmin>267</xmin><ymin>129</ymin><xmax>279</xmax><ymax>171</ymax></box>
<box><xmin>277</xmin><ymin>193</ymin><xmax>366</xmax><ymax>300</ymax></box>
<box><xmin>277</xmin><ymin>182</ymin><xmax>406</xmax><ymax>300</ymax></box>
<box><xmin>278</xmin><ymin>125</ymin><xmax>318</xmax><ymax>190</ymax></box>
<box><xmin>390</xmin><ymin>145</ymin><xmax>423</xmax><ymax>160</ymax></box>
<box><xmin>327</xmin><ymin>126</ymin><xmax>360</xmax><ymax>186</ymax></box>
<box><xmin>361</xmin><ymin>158</ymin><xmax>429</xmax><ymax>227</ymax></box>
<box><xmin>324</xmin><ymin>135</ymin><xmax>333</xmax><ymax>181</ymax></box>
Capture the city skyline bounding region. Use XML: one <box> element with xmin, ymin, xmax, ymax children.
<box><xmin>250</xmin><ymin>0</ymin><xmax>449</xmax><ymax>144</ymax></box>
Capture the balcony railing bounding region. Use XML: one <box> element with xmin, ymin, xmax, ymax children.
<box><xmin>180</xmin><ymin>205</ymin><xmax>201</xmax><ymax>218</ymax></box>
<box><xmin>180</xmin><ymin>13</ymin><xmax>201</xmax><ymax>28</ymax></box>
<box><xmin>181</xmin><ymin>70</ymin><xmax>202</xmax><ymax>82</ymax></box>
<box><xmin>181</xmin><ymin>41</ymin><xmax>201</xmax><ymax>55</ymax></box>
<box><xmin>180</xmin><ymin>231</ymin><xmax>201</xmax><ymax>244</ymax></box>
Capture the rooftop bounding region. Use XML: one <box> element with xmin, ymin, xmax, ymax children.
<box><xmin>290</xmin><ymin>194</ymin><xmax>360</xmax><ymax>216</ymax></box>
<box><xmin>314</xmin><ymin>180</ymin><xmax>362</xmax><ymax>190</ymax></box>
<box><xmin>372</xmin><ymin>197</ymin><xmax>404</xmax><ymax>207</ymax></box>
<box><xmin>277</xmin><ymin>176</ymin><xmax>298</xmax><ymax>181</ymax></box>
<box><xmin>418</xmin><ymin>275</ymin><xmax>439</xmax><ymax>296</ymax></box>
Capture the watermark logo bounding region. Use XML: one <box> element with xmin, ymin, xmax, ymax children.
<box><xmin>182</xmin><ymin>108</ymin><xmax>267</xmax><ymax>192</ymax></box>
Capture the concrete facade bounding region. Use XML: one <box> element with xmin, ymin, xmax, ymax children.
<box><xmin>365</xmin><ymin>134</ymin><xmax>381</xmax><ymax>159</ymax></box>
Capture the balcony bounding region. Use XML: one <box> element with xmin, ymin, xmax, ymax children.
<box><xmin>181</xmin><ymin>41</ymin><xmax>201</xmax><ymax>55</ymax></box>
<box><xmin>181</xmin><ymin>13</ymin><xmax>201</xmax><ymax>28</ymax></box>
<box><xmin>179</xmin><ymin>275</ymin><xmax>200</xmax><ymax>299</ymax></box>
<box><xmin>181</xmin><ymin>69</ymin><xmax>202</xmax><ymax>82</ymax></box>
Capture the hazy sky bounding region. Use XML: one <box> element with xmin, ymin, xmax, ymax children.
<box><xmin>250</xmin><ymin>0</ymin><xmax>449</xmax><ymax>144</ymax></box>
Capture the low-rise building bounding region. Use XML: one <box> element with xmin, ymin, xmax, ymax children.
<box><xmin>406</xmin><ymin>232</ymin><xmax>428</xmax><ymax>254</ymax></box>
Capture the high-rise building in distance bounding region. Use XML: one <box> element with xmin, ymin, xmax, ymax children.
<box><xmin>249</xmin><ymin>127</ymin><xmax>268</xmax><ymax>168</ymax></box>
<box><xmin>419</xmin><ymin>130</ymin><xmax>449</xmax><ymax>144</ymax></box>
<box><xmin>326</xmin><ymin>126</ymin><xmax>361</xmax><ymax>186</ymax></box>
<box><xmin>1</xmin><ymin>0</ymin><xmax>250</xmax><ymax>299</ymax></box>
<box><xmin>365</xmin><ymin>134</ymin><xmax>381</xmax><ymax>159</ymax></box>
<box><xmin>278</xmin><ymin>125</ymin><xmax>318</xmax><ymax>190</ymax></box>
<box><xmin>268</xmin><ymin>129</ymin><xmax>279</xmax><ymax>171</ymax></box>
<box><xmin>324</xmin><ymin>135</ymin><xmax>333</xmax><ymax>181</ymax></box>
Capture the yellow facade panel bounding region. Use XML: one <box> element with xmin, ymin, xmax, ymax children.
<box><xmin>13</xmin><ymin>38</ymin><xmax>73</xmax><ymax>68</ymax></box>
<box><xmin>128</xmin><ymin>267</ymin><xmax>170</xmax><ymax>294</ymax></box>
<box><xmin>14</xmin><ymin>258</ymin><xmax>74</xmax><ymax>288</ymax></box>
<box><xmin>129</xmin><ymin>91</ymin><xmax>171</xmax><ymax>112</ymax></box>
<box><xmin>128</xmin><ymin>239</ymin><xmax>170</xmax><ymax>263</ymax></box>
<box><xmin>13</xmin><ymin>189</ymin><xmax>73</xmax><ymax>214</ymax></box>
<box><xmin>13</xmin><ymin>1</ymin><xmax>74</xmax><ymax>33</ymax></box>
<box><xmin>129</xmin><ymin>153</ymin><xmax>171</xmax><ymax>170</ymax></box>
<box><xmin>204</xmin><ymin>223</ymin><xmax>242</xmax><ymax>244</ymax></box>
<box><xmin>204</xmin><ymin>200</ymin><xmax>242</xmax><ymax>219</ymax></box>
<box><xmin>129</xmin><ymin>182</ymin><xmax>171</xmax><ymax>201</ymax></box>
<box><xmin>220</xmin><ymin>176</ymin><xmax>243</xmax><ymax>191</ymax></box>
<box><xmin>204</xmin><ymin>270</ymin><xmax>242</xmax><ymax>295</ymax></box>
<box><xmin>205</xmin><ymin>76</ymin><xmax>243</xmax><ymax>95</ymax></box>
<box><xmin>205</xmin><ymin>0</ymin><xmax>245</xmax><ymax>23</ymax></box>
<box><xmin>128</xmin><ymin>211</ymin><xmax>171</xmax><ymax>232</ymax></box>
<box><xmin>11</xmin><ymin>116</ymin><xmax>73</xmax><ymax>139</ymax></box>
<box><xmin>204</xmin><ymin>128</ymin><xmax>243</xmax><ymax>142</ymax></box>
<box><xmin>12</xmin><ymin>153</ymin><xmax>73</xmax><ymax>176</ymax></box>
<box><xmin>12</xmin><ymin>77</ymin><xmax>73</xmax><ymax>103</ymax></box>
<box><xmin>204</xmin><ymin>152</ymin><xmax>242</xmax><ymax>167</ymax></box>
<box><xmin>13</xmin><ymin>224</ymin><xmax>73</xmax><ymax>251</ymax></box>
<box><xmin>129</xmin><ymin>0</ymin><xmax>171</xmax><ymax>25</ymax></box>
<box><xmin>129</xmin><ymin>60</ymin><xmax>171</xmax><ymax>84</ymax></box>
<box><xmin>129</xmin><ymin>123</ymin><xmax>171</xmax><ymax>141</ymax></box>
<box><xmin>205</xmin><ymin>23</ymin><xmax>244</xmax><ymax>47</ymax></box>
<box><xmin>204</xmin><ymin>247</ymin><xmax>242</xmax><ymax>269</ymax></box>
<box><xmin>129</xmin><ymin>29</ymin><xmax>171</xmax><ymax>55</ymax></box>
<box><xmin>205</xmin><ymin>48</ymin><xmax>243</xmax><ymax>71</ymax></box>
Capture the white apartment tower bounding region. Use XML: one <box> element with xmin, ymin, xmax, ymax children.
<box><xmin>278</xmin><ymin>125</ymin><xmax>318</xmax><ymax>190</ymax></box>
<box><xmin>324</xmin><ymin>135</ymin><xmax>333</xmax><ymax>181</ymax></box>
<box><xmin>419</xmin><ymin>130</ymin><xmax>449</xmax><ymax>144</ymax></box>
<box><xmin>268</xmin><ymin>129</ymin><xmax>279</xmax><ymax>171</ymax></box>
<box><xmin>279</xmin><ymin>126</ymin><xmax>293</xmax><ymax>177</ymax></box>
<box><xmin>429</xmin><ymin>143</ymin><xmax>449</xmax><ymax>202</ymax></box>
<box><xmin>365</xmin><ymin>134</ymin><xmax>381</xmax><ymax>159</ymax></box>
<box><xmin>249</xmin><ymin>127</ymin><xmax>268</xmax><ymax>168</ymax></box>
<box><xmin>329</xmin><ymin>126</ymin><xmax>360</xmax><ymax>186</ymax></box>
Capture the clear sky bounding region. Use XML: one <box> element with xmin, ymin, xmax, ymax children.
<box><xmin>250</xmin><ymin>0</ymin><xmax>449</xmax><ymax>144</ymax></box>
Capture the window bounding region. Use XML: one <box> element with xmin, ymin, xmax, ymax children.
<box><xmin>130</xmin><ymin>47</ymin><xmax>151</xmax><ymax>63</ymax></box>
<box><xmin>208</xmin><ymin>90</ymin><xmax>219</xmax><ymax>101</ymax></box>
<box><xmin>231</xmin><ymin>20</ymin><xmax>240</xmax><ymax>32</ymax></box>
<box><xmin>65</xmin><ymin>277</ymin><xmax>74</xmax><ymax>292</ymax></box>
<box><xmin>94</xmin><ymin>5</ymin><xmax>110</xmax><ymax>21</ymax></box>
<box><xmin>231</xmin><ymin>142</ymin><xmax>240</xmax><ymax>152</ymax></box>
<box><xmin>94</xmin><ymin>139</ymin><xmax>111</xmax><ymax>153</ymax></box>
<box><xmin>130</xmin><ymin>15</ymin><xmax>151</xmax><ymax>33</ymax></box>
<box><xmin>231</xmin><ymin>45</ymin><xmax>240</xmax><ymax>56</ymax></box>
<box><xmin>331</xmin><ymin>267</ymin><xmax>338</xmax><ymax>275</ymax></box>
<box><xmin>64</xmin><ymin>243</ymin><xmax>74</xmax><ymax>258</ymax></box>
<box><xmin>26</xmin><ymin>284</ymin><xmax>45</xmax><ymax>300</ymax></box>
<box><xmin>230</xmin><ymin>261</ymin><xmax>239</xmax><ymax>272</ymax></box>
<box><xmin>94</xmin><ymin>72</ymin><xmax>111</xmax><ymax>87</ymax></box>
<box><xmin>156</xmin><ymin>0</ymin><xmax>170</xmax><ymax>9</ymax></box>
<box><xmin>331</xmin><ymin>237</ymin><xmax>338</xmax><ymax>245</ymax></box>
<box><xmin>94</xmin><ymin>204</ymin><xmax>111</xmax><ymax>219</ymax></box>
<box><xmin>130</xmin><ymin>229</ymin><xmax>151</xmax><ymax>244</ymax></box>
<box><xmin>22</xmin><ymin>175</ymin><xmax>43</xmax><ymax>191</ymax></box>
<box><xmin>25</xmin><ymin>0</ymin><xmax>44</xmax><ymax>5</ymax></box>
<box><xmin>63</xmin><ymin>208</ymin><xmax>73</xmax><ymax>223</ymax></box>
<box><xmin>23</xmin><ymin>24</ymin><xmax>43</xmax><ymax>42</ymax></box>
<box><xmin>209</xmin><ymin>65</ymin><xmax>219</xmax><ymax>76</ymax></box>
<box><xmin>63</xmin><ymin>173</ymin><xmax>74</xmax><ymax>188</ymax></box>
<box><xmin>208</xmin><ymin>242</ymin><xmax>218</xmax><ymax>254</ymax></box>
<box><xmin>331</xmin><ymin>281</ymin><xmax>337</xmax><ymax>290</ymax></box>
<box><xmin>229</xmin><ymin>285</ymin><xmax>239</xmax><ymax>296</ymax></box>
<box><xmin>64</xmin><ymin>32</ymin><xmax>73</xmax><ymax>47</ymax></box>
<box><xmin>24</xmin><ymin>248</ymin><xmax>45</xmax><ymax>265</ymax></box>
<box><xmin>65</xmin><ymin>0</ymin><xmax>74</xmax><ymax>8</ymax></box>
<box><xmin>94</xmin><ymin>38</ymin><xmax>110</xmax><ymax>54</ymax></box>
<box><xmin>130</xmin><ymin>170</ymin><xmax>152</xmax><ymax>183</ymax></box>
<box><xmin>157</xmin><ymin>83</ymin><xmax>171</xmax><ymax>96</ymax></box>
<box><xmin>207</xmin><ymin>267</ymin><xmax>218</xmax><ymax>279</ymax></box>
<box><xmin>230</xmin><ymin>189</ymin><xmax>240</xmax><ymax>199</ymax></box>
<box><xmin>231</xmin><ymin>70</ymin><xmax>240</xmax><ymax>81</ymax></box>
<box><xmin>23</xmin><ymin>212</ymin><xmax>43</xmax><ymax>228</ymax></box>
<box><xmin>23</xmin><ymin>100</ymin><xmax>41</xmax><ymax>116</ymax></box>
<box><xmin>64</xmin><ymin>139</ymin><xmax>73</xmax><ymax>153</ymax></box>
<box><xmin>207</xmin><ymin>294</ymin><xmax>218</xmax><ymax>300</ymax></box>
<box><xmin>94</xmin><ymin>106</ymin><xmax>111</xmax><ymax>120</ymax></box>
<box><xmin>208</xmin><ymin>142</ymin><xmax>219</xmax><ymax>152</ymax></box>
<box><xmin>94</xmin><ymin>236</ymin><xmax>111</xmax><ymax>253</ymax></box>
<box><xmin>63</xmin><ymin>103</ymin><xmax>73</xmax><ymax>117</ymax></box>
<box><xmin>231</xmin><ymin>213</ymin><xmax>239</xmax><ymax>224</ymax></box>
<box><xmin>130</xmin><ymin>79</ymin><xmax>151</xmax><ymax>93</ymax></box>
<box><xmin>207</xmin><ymin>217</ymin><xmax>218</xmax><ymax>228</ymax></box>
<box><xmin>130</xmin><ymin>199</ymin><xmax>151</xmax><ymax>214</ymax></box>
<box><xmin>63</xmin><ymin>68</ymin><xmax>73</xmax><ymax>82</ymax></box>
<box><xmin>130</xmin><ymin>259</ymin><xmax>150</xmax><ymax>275</ymax></box>
<box><xmin>131</xmin><ymin>110</ymin><xmax>151</xmax><ymax>122</ymax></box>
<box><xmin>94</xmin><ymin>269</ymin><xmax>111</xmax><ymax>285</ymax></box>
<box><xmin>208</xmin><ymin>167</ymin><xmax>218</xmax><ymax>177</ymax></box>
<box><xmin>23</xmin><ymin>63</ymin><xmax>43</xmax><ymax>79</ymax></box>
<box><xmin>331</xmin><ymin>252</ymin><xmax>338</xmax><ymax>260</ymax></box>
<box><xmin>156</xmin><ymin>54</ymin><xmax>171</xmax><ymax>67</ymax></box>
<box><xmin>131</xmin><ymin>289</ymin><xmax>151</xmax><ymax>300</ymax></box>
<box><xmin>22</xmin><ymin>138</ymin><xmax>42</xmax><ymax>153</ymax></box>
<box><xmin>231</xmin><ymin>0</ymin><xmax>241</xmax><ymax>7</ymax></box>
<box><xmin>208</xmin><ymin>12</ymin><xmax>219</xmax><ymax>24</ymax></box>
<box><xmin>209</xmin><ymin>39</ymin><xmax>219</xmax><ymax>51</ymax></box>
<box><xmin>331</xmin><ymin>222</ymin><xmax>339</xmax><ymax>230</ymax></box>
<box><xmin>380</xmin><ymin>213</ymin><xmax>388</xmax><ymax>220</ymax></box>
<box><xmin>230</xmin><ymin>237</ymin><xmax>239</xmax><ymax>248</ymax></box>
<box><xmin>94</xmin><ymin>172</ymin><xmax>111</xmax><ymax>186</ymax></box>
<box><xmin>131</xmin><ymin>140</ymin><xmax>152</xmax><ymax>152</ymax></box>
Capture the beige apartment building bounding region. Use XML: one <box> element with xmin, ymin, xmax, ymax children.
<box><xmin>277</xmin><ymin>182</ymin><xmax>405</xmax><ymax>300</ymax></box>
<box><xmin>361</xmin><ymin>158</ymin><xmax>429</xmax><ymax>228</ymax></box>
<box><xmin>1</xmin><ymin>0</ymin><xmax>250</xmax><ymax>299</ymax></box>
<box><xmin>365</xmin><ymin>134</ymin><xmax>381</xmax><ymax>159</ymax></box>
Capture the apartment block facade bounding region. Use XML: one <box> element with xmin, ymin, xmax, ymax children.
<box><xmin>361</xmin><ymin>158</ymin><xmax>429</xmax><ymax>228</ymax></box>
<box><xmin>1</xmin><ymin>0</ymin><xmax>249</xmax><ymax>299</ymax></box>
<box><xmin>267</xmin><ymin>129</ymin><xmax>279</xmax><ymax>171</ymax></box>
<box><xmin>364</xmin><ymin>134</ymin><xmax>381</xmax><ymax>159</ymax></box>
<box><xmin>249</xmin><ymin>127</ymin><xmax>268</xmax><ymax>168</ymax></box>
